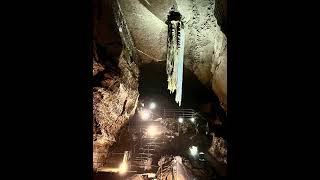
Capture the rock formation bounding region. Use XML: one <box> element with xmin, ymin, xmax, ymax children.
<box><xmin>93</xmin><ymin>0</ymin><xmax>140</xmax><ymax>170</ymax></box>
<box><xmin>117</xmin><ymin>0</ymin><xmax>227</xmax><ymax>110</ymax></box>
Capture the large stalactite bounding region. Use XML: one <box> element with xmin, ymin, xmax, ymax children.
<box><xmin>166</xmin><ymin>6</ymin><xmax>185</xmax><ymax>106</ymax></box>
<box><xmin>117</xmin><ymin>0</ymin><xmax>227</xmax><ymax>111</ymax></box>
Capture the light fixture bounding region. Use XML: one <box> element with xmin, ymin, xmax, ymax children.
<box><xmin>190</xmin><ymin>117</ymin><xmax>195</xmax><ymax>123</ymax></box>
<box><xmin>178</xmin><ymin>117</ymin><xmax>183</xmax><ymax>123</ymax></box>
<box><xmin>199</xmin><ymin>152</ymin><xmax>205</xmax><ymax>161</ymax></box>
<box><xmin>189</xmin><ymin>146</ymin><xmax>198</xmax><ymax>157</ymax></box>
<box><xmin>147</xmin><ymin>125</ymin><xmax>159</xmax><ymax>137</ymax></box>
<box><xmin>149</xmin><ymin>102</ymin><xmax>156</xmax><ymax>109</ymax></box>
<box><xmin>140</xmin><ymin>109</ymin><xmax>151</xmax><ymax>120</ymax></box>
<box><xmin>154</xmin><ymin>117</ymin><xmax>162</xmax><ymax>121</ymax></box>
<box><xmin>118</xmin><ymin>162</ymin><xmax>128</xmax><ymax>175</ymax></box>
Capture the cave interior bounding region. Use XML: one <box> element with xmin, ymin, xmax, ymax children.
<box><xmin>93</xmin><ymin>0</ymin><xmax>227</xmax><ymax>179</ymax></box>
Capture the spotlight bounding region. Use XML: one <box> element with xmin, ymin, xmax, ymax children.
<box><xmin>189</xmin><ymin>146</ymin><xmax>198</xmax><ymax>157</ymax></box>
<box><xmin>118</xmin><ymin>162</ymin><xmax>128</xmax><ymax>175</ymax></box>
<box><xmin>149</xmin><ymin>102</ymin><xmax>156</xmax><ymax>109</ymax></box>
<box><xmin>140</xmin><ymin>109</ymin><xmax>151</xmax><ymax>120</ymax></box>
<box><xmin>147</xmin><ymin>125</ymin><xmax>159</xmax><ymax>137</ymax></box>
<box><xmin>178</xmin><ymin>117</ymin><xmax>183</xmax><ymax>123</ymax></box>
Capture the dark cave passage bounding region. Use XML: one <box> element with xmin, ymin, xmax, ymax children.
<box><xmin>99</xmin><ymin>60</ymin><xmax>227</xmax><ymax>178</ymax></box>
<box><xmin>139</xmin><ymin>61</ymin><xmax>226</xmax><ymax>138</ymax></box>
<box><xmin>139</xmin><ymin>62</ymin><xmax>222</xmax><ymax>110</ymax></box>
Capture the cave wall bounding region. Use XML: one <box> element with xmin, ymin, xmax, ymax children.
<box><xmin>117</xmin><ymin>0</ymin><xmax>227</xmax><ymax>110</ymax></box>
<box><xmin>93</xmin><ymin>0</ymin><xmax>140</xmax><ymax>170</ymax></box>
<box><xmin>93</xmin><ymin>51</ymin><xmax>139</xmax><ymax>170</ymax></box>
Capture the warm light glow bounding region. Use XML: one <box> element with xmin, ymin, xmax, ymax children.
<box><xmin>154</xmin><ymin>117</ymin><xmax>162</xmax><ymax>121</ymax></box>
<box><xmin>119</xmin><ymin>162</ymin><xmax>128</xmax><ymax>175</ymax></box>
<box><xmin>149</xmin><ymin>102</ymin><xmax>156</xmax><ymax>109</ymax></box>
<box><xmin>178</xmin><ymin>117</ymin><xmax>183</xmax><ymax>123</ymax></box>
<box><xmin>97</xmin><ymin>167</ymin><xmax>118</xmax><ymax>173</ymax></box>
<box><xmin>147</xmin><ymin>125</ymin><xmax>159</xmax><ymax>137</ymax></box>
<box><xmin>189</xmin><ymin>146</ymin><xmax>198</xmax><ymax>156</ymax></box>
<box><xmin>140</xmin><ymin>109</ymin><xmax>151</xmax><ymax>120</ymax></box>
<box><xmin>190</xmin><ymin>117</ymin><xmax>195</xmax><ymax>123</ymax></box>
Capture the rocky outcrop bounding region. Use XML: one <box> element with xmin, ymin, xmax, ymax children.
<box><xmin>117</xmin><ymin>0</ymin><xmax>227</xmax><ymax>110</ymax></box>
<box><xmin>93</xmin><ymin>0</ymin><xmax>141</xmax><ymax>171</ymax></box>
<box><xmin>93</xmin><ymin>50</ymin><xmax>139</xmax><ymax>170</ymax></box>
<box><xmin>208</xmin><ymin>133</ymin><xmax>227</xmax><ymax>164</ymax></box>
<box><xmin>156</xmin><ymin>156</ymin><xmax>197</xmax><ymax>180</ymax></box>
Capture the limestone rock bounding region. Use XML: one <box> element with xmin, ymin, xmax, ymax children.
<box><xmin>208</xmin><ymin>133</ymin><xmax>227</xmax><ymax>164</ymax></box>
<box><xmin>93</xmin><ymin>51</ymin><xmax>139</xmax><ymax>170</ymax></box>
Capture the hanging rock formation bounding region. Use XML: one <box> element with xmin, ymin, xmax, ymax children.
<box><xmin>117</xmin><ymin>0</ymin><xmax>227</xmax><ymax>110</ymax></box>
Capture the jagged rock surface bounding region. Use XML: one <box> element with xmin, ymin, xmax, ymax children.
<box><xmin>93</xmin><ymin>51</ymin><xmax>139</xmax><ymax>170</ymax></box>
<box><xmin>93</xmin><ymin>0</ymin><xmax>141</xmax><ymax>171</ymax></box>
<box><xmin>208</xmin><ymin>133</ymin><xmax>227</xmax><ymax>164</ymax></box>
<box><xmin>156</xmin><ymin>156</ymin><xmax>195</xmax><ymax>180</ymax></box>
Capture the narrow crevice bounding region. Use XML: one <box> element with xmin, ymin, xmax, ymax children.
<box><xmin>93</xmin><ymin>70</ymin><xmax>106</xmax><ymax>88</ymax></box>
<box><xmin>120</xmin><ymin>99</ymin><xmax>127</xmax><ymax>115</ymax></box>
